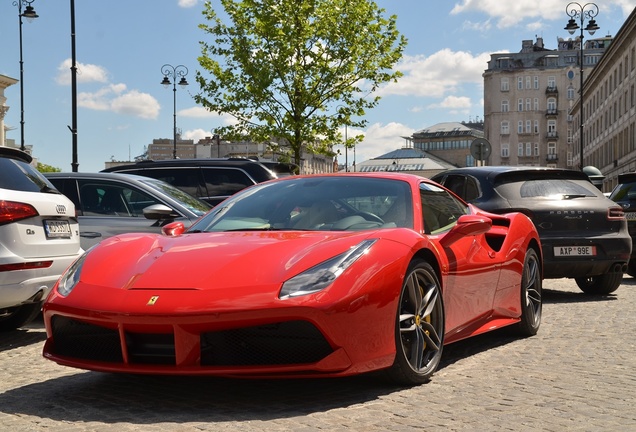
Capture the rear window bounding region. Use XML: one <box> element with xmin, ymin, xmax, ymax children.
<box><xmin>0</xmin><ymin>157</ymin><xmax>55</xmax><ymax>193</ymax></box>
<box><xmin>518</xmin><ymin>179</ymin><xmax>597</xmax><ymax>198</ymax></box>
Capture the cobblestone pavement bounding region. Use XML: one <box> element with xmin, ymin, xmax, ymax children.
<box><xmin>1</xmin><ymin>277</ymin><xmax>635</xmax><ymax>432</ymax></box>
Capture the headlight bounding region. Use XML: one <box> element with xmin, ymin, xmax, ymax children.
<box><xmin>279</xmin><ymin>239</ymin><xmax>377</xmax><ymax>299</ymax></box>
<box><xmin>57</xmin><ymin>251</ymin><xmax>89</xmax><ymax>297</ymax></box>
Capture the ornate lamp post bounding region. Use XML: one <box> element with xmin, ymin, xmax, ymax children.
<box><xmin>13</xmin><ymin>0</ymin><xmax>38</xmax><ymax>152</ymax></box>
<box><xmin>160</xmin><ymin>64</ymin><xmax>188</xmax><ymax>159</ymax></box>
<box><xmin>337</xmin><ymin>105</ymin><xmax>349</xmax><ymax>172</ymax></box>
<box><xmin>565</xmin><ymin>2</ymin><xmax>599</xmax><ymax>171</ymax></box>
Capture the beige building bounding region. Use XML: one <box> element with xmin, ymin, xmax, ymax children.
<box><xmin>409</xmin><ymin>121</ymin><xmax>485</xmax><ymax>167</ymax></box>
<box><xmin>572</xmin><ymin>7</ymin><xmax>636</xmax><ymax>192</ymax></box>
<box><xmin>483</xmin><ymin>36</ymin><xmax>610</xmax><ymax>168</ymax></box>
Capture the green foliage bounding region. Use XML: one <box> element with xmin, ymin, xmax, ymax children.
<box><xmin>195</xmin><ymin>0</ymin><xmax>406</xmax><ymax>166</ymax></box>
<box><xmin>36</xmin><ymin>162</ymin><xmax>61</xmax><ymax>173</ymax></box>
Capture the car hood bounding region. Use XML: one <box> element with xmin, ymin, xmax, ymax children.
<box><xmin>81</xmin><ymin>231</ymin><xmax>380</xmax><ymax>290</ymax></box>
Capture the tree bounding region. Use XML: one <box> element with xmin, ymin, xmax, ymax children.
<box><xmin>37</xmin><ymin>162</ymin><xmax>61</xmax><ymax>173</ymax></box>
<box><xmin>195</xmin><ymin>0</ymin><xmax>406</xmax><ymax>167</ymax></box>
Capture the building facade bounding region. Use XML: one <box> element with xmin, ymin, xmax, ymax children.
<box><xmin>483</xmin><ymin>36</ymin><xmax>610</xmax><ymax>168</ymax></box>
<box><xmin>409</xmin><ymin>121</ymin><xmax>485</xmax><ymax>167</ymax></box>
<box><xmin>572</xmin><ymin>7</ymin><xmax>636</xmax><ymax>192</ymax></box>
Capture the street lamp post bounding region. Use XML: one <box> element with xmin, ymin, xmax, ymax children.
<box><xmin>565</xmin><ymin>2</ymin><xmax>599</xmax><ymax>171</ymax></box>
<box><xmin>337</xmin><ymin>106</ymin><xmax>349</xmax><ymax>172</ymax></box>
<box><xmin>160</xmin><ymin>64</ymin><xmax>188</xmax><ymax>159</ymax></box>
<box><xmin>13</xmin><ymin>0</ymin><xmax>38</xmax><ymax>152</ymax></box>
<box><xmin>70</xmin><ymin>0</ymin><xmax>79</xmax><ymax>172</ymax></box>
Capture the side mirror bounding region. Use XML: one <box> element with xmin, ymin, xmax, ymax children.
<box><xmin>439</xmin><ymin>214</ymin><xmax>492</xmax><ymax>248</ymax></box>
<box><xmin>143</xmin><ymin>204</ymin><xmax>179</xmax><ymax>220</ymax></box>
<box><xmin>162</xmin><ymin>221</ymin><xmax>186</xmax><ymax>237</ymax></box>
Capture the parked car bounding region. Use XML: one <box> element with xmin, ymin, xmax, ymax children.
<box><xmin>608</xmin><ymin>172</ymin><xmax>636</xmax><ymax>276</ymax></box>
<box><xmin>43</xmin><ymin>172</ymin><xmax>542</xmax><ymax>384</ymax></box>
<box><xmin>102</xmin><ymin>158</ymin><xmax>278</xmax><ymax>205</ymax></box>
<box><xmin>46</xmin><ymin>172</ymin><xmax>211</xmax><ymax>250</ymax></box>
<box><xmin>432</xmin><ymin>166</ymin><xmax>631</xmax><ymax>295</ymax></box>
<box><xmin>0</xmin><ymin>147</ymin><xmax>83</xmax><ymax>330</ymax></box>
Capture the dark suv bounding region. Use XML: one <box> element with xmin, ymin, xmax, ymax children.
<box><xmin>609</xmin><ymin>172</ymin><xmax>636</xmax><ymax>276</ymax></box>
<box><xmin>432</xmin><ymin>166</ymin><xmax>631</xmax><ymax>295</ymax></box>
<box><xmin>102</xmin><ymin>158</ymin><xmax>277</xmax><ymax>206</ymax></box>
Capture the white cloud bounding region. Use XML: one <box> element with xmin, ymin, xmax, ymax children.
<box><xmin>428</xmin><ymin>95</ymin><xmax>472</xmax><ymax>110</ymax></box>
<box><xmin>55</xmin><ymin>59</ymin><xmax>109</xmax><ymax>85</ymax></box>
<box><xmin>179</xmin><ymin>106</ymin><xmax>221</xmax><ymax>118</ymax></box>
<box><xmin>178</xmin><ymin>0</ymin><xmax>198</xmax><ymax>7</ymax></box>
<box><xmin>378</xmin><ymin>49</ymin><xmax>490</xmax><ymax>100</ymax></box>
<box><xmin>182</xmin><ymin>128</ymin><xmax>211</xmax><ymax>142</ymax></box>
<box><xmin>78</xmin><ymin>85</ymin><xmax>160</xmax><ymax>119</ymax></box>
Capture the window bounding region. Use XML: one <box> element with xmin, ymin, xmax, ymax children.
<box><xmin>547</xmin><ymin>120</ymin><xmax>557</xmax><ymax>137</ymax></box>
<box><xmin>501</xmin><ymin>100</ymin><xmax>509</xmax><ymax>112</ymax></box>
<box><xmin>518</xmin><ymin>99</ymin><xmax>524</xmax><ymax>111</ymax></box>
<box><xmin>501</xmin><ymin>144</ymin><xmax>509</xmax><ymax>157</ymax></box>
<box><xmin>548</xmin><ymin>76</ymin><xmax>556</xmax><ymax>88</ymax></box>
<box><xmin>534</xmin><ymin>120</ymin><xmax>539</xmax><ymax>134</ymax></box>
<box><xmin>526</xmin><ymin>76</ymin><xmax>531</xmax><ymax>89</ymax></box>
<box><xmin>526</xmin><ymin>120</ymin><xmax>532</xmax><ymax>134</ymax></box>
<box><xmin>526</xmin><ymin>98</ymin><xmax>531</xmax><ymax>111</ymax></box>
<box><xmin>419</xmin><ymin>182</ymin><xmax>468</xmax><ymax>234</ymax></box>
<box><xmin>501</xmin><ymin>77</ymin><xmax>509</xmax><ymax>91</ymax></box>
<box><xmin>534</xmin><ymin>76</ymin><xmax>539</xmax><ymax>89</ymax></box>
<box><xmin>518</xmin><ymin>77</ymin><xmax>523</xmax><ymax>90</ymax></box>
<box><xmin>77</xmin><ymin>181</ymin><xmax>163</xmax><ymax>217</ymax></box>
<box><xmin>548</xmin><ymin>142</ymin><xmax>557</xmax><ymax>155</ymax></box>
<box><xmin>526</xmin><ymin>142</ymin><xmax>532</xmax><ymax>156</ymax></box>
<box><xmin>534</xmin><ymin>98</ymin><xmax>539</xmax><ymax>111</ymax></box>
<box><xmin>547</xmin><ymin>97</ymin><xmax>557</xmax><ymax>111</ymax></box>
<box><xmin>518</xmin><ymin>121</ymin><xmax>524</xmax><ymax>134</ymax></box>
<box><xmin>518</xmin><ymin>143</ymin><xmax>524</xmax><ymax>156</ymax></box>
<box><xmin>567</xmin><ymin>85</ymin><xmax>576</xmax><ymax>100</ymax></box>
<box><xmin>501</xmin><ymin>121</ymin><xmax>509</xmax><ymax>135</ymax></box>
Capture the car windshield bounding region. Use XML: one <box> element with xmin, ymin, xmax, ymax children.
<box><xmin>188</xmin><ymin>176</ymin><xmax>413</xmax><ymax>232</ymax></box>
<box><xmin>141</xmin><ymin>178</ymin><xmax>211</xmax><ymax>215</ymax></box>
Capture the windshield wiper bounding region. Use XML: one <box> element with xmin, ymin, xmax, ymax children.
<box><xmin>562</xmin><ymin>194</ymin><xmax>588</xmax><ymax>199</ymax></box>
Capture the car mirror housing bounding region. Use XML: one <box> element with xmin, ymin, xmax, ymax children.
<box><xmin>162</xmin><ymin>221</ymin><xmax>186</xmax><ymax>237</ymax></box>
<box><xmin>440</xmin><ymin>214</ymin><xmax>492</xmax><ymax>248</ymax></box>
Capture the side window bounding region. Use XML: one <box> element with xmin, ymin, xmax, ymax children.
<box><xmin>201</xmin><ymin>168</ymin><xmax>254</xmax><ymax>197</ymax></box>
<box><xmin>420</xmin><ymin>182</ymin><xmax>468</xmax><ymax>234</ymax></box>
<box><xmin>132</xmin><ymin>168</ymin><xmax>205</xmax><ymax>199</ymax></box>
<box><xmin>77</xmin><ymin>181</ymin><xmax>161</xmax><ymax>217</ymax></box>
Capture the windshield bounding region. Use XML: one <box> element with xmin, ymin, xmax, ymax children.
<box><xmin>141</xmin><ymin>178</ymin><xmax>211</xmax><ymax>216</ymax></box>
<box><xmin>188</xmin><ymin>176</ymin><xmax>413</xmax><ymax>232</ymax></box>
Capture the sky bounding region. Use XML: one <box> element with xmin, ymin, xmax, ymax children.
<box><xmin>1</xmin><ymin>0</ymin><xmax>636</xmax><ymax>173</ymax></box>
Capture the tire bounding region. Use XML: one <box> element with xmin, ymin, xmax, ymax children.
<box><xmin>0</xmin><ymin>302</ymin><xmax>42</xmax><ymax>331</ymax></box>
<box><xmin>386</xmin><ymin>259</ymin><xmax>445</xmax><ymax>385</ymax></box>
<box><xmin>575</xmin><ymin>272</ymin><xmax>623</xmax><ymax>295</ymax></box>
<box><xmin>516</xmin><ymin>248</ymin><xmax>542</xmax><ymax>336</ymax></box>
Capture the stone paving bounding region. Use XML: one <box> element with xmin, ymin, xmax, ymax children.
<box><xmin>1</xmin><ymin>277</ymin><xmax>635</xmax><ymax>431</ymax></box>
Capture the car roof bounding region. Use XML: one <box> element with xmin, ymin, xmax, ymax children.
<box><xmin>0</xmin><ymin>147</ymin><xmax>33</xmax><ymax>164</ymax></box>
<box><xmin>45</xmin><ymin>171</ymin><xmax>161</xmax><ymax>183</ymax></box>
<box><xmin>617</xmin><ymin>172</ymin><xmax>636</xmax><ymax>183</ymax></box>
<box><xmin>434</xmin><ymin>165</ymin><xmax>590</xmax><ymax>184</ymax></box>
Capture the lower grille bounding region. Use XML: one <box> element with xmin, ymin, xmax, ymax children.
<box><xmin>200</xmin><ymin>320</ymin><xmax>333</xmax><ymax>366</ymax></box>
<box><xmin>51</xmin><ymin>316</ymin><xmax>123</xmax><ymax>363</ymax></box>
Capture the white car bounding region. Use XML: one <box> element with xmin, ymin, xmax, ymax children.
<box><xmin>0</xmin><ymin>147</ymin><xmax>83</xmax><ymax>330</ymax></box>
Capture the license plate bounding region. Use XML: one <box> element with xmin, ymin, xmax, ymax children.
<box><xmin>44</xmin><ymin>220</ymin><xmax>71</xmax><ymax>238</ymax></box>
<box><xmin>553</xmin><ymin>246</ymin><xmax>596</xmax><ymax>256</ymax></box>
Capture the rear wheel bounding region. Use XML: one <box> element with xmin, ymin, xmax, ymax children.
<box><xmin>575</xmin><ymin>272</ymin><xmax>623</xmax><ymax>295</ymax></box>
<box><xmin>0</xmin><ymin>302</ymin><xmax>41</xmax><ymax>331</ymax></box>
<box><xmin>516</xmin><ymin>248</ymin><xmax>542</xmax><ymax>336</ymax></box>
<box><xmin>386</xmin><ymin>259</ymin><xmax>445</xmax><ymax>385</ymax></box>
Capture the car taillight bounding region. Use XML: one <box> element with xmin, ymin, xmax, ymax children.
<box><xmin>0</xmin><ymin>200</ymin><xmax>39</xmax><ymax>225</ymax></box>
<box><xmin>0</xmin><ymin>261</ymin><xmax>53</xmax><ymax>272</ymax></box>
<box><xmin>608</xmin><ymin>206</ymin><xmax>625</xmax><ymax>220</ymax></box>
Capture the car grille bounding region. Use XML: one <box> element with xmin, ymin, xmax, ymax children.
<box><xmin>200</xmin><ymin>321</ymin><xmax>333</xmax><ymax>366</ymax></box>
<box><xmin>50</xmin><ymin>316</ymin><xmax>333</xmax><ymax>367</ymax></box>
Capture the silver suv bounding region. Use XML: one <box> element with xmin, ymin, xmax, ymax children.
<box><xmin>0</xmin><ymin>148</ymin><xmax>82</xmax><ymax>330</ymax></box>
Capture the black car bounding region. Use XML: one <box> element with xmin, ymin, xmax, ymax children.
<box><xmin>46</xmin><ymin>172</ymin><xmax>211</xmax><ymax>249</ymax></box>
<box><xmin>609</xmin><ymin>172</ymin><xmax>636</xmax><ymax>276</ymax></box>
<box><xmin>102</xmin><ymin>158</ymin><xmax>278</xmax><ymax>205</ymax></box>
<box><xmin>432</xmin><ymin>166</ymin><xmax>631</xmax><ymax>295</ymax></box>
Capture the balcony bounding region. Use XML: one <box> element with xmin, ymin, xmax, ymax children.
<box><xmin>546</xmin><ymin>131</ymin><xmax>559</xmax><ymax>139</ymax></box>
<box><xmin>546</xmin><ymin>154</ymin><xmax>558</xmax><ymax>161</ymax></box>
<box><xmin>545</xmin><ymin>109</ymin><xmax>558</xmax><ymax>117</ymax></box>
<box><xmin>546</xmin><ymin>86</ymin><xmax>558</xmax><ymax>95</ymax></box>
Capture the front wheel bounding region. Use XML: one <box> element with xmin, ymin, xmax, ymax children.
<box><xmin>575</xmin><ymin>272</ymin><xmax>623</xmax><ymax>295</ymax></box>
<box><xmin>516</xmin><ymin>248</ymin><xmax>542</xmax><ymax>336</ymax></box>
<box><xmin>386</xmin><ymin>259</ymin><xmax>445</xmax><ymax>385</ymax></box>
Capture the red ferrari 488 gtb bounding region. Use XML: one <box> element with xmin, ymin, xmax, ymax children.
<box><xmin>43</xmin><ymin>173</ymin><xmax>542</xmax><ymax>384</ymax></box>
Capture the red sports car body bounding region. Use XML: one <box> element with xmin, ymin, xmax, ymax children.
<box><xmin>43</xmin><ymin>173</ymin><xmax>542</xmax><ymax>384</ymax></box>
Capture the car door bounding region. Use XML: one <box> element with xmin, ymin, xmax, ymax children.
<box><xmin>50</xmin><ymin>178</ymin><xmax>177</xmax><ymax>249</ymax></box>
<box><xmin>419</xmin><ymin>182</ymin><xmax>500</xmax><ymax>334</ymax></box>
